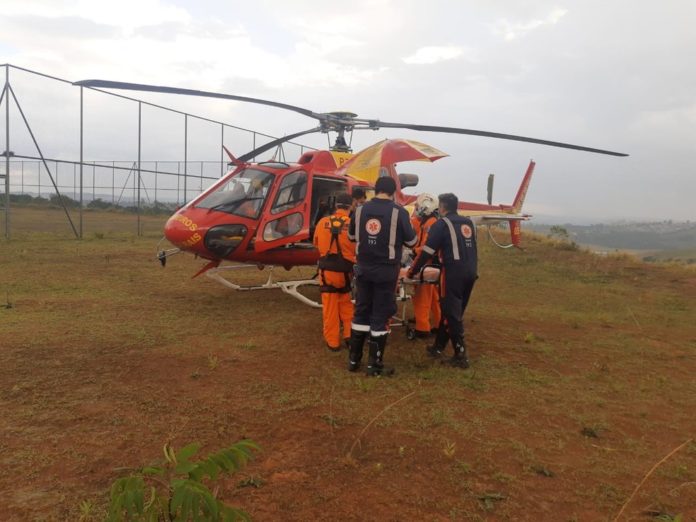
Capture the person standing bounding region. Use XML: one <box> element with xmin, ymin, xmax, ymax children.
<box><xmin>409</xmin><ymin>193</ymin><xmax>441</xmax><ymax>337</ymax></box>
<box><xmin>348</xmin><ymin>176</ymin><xmax>417</xmax><ymax>376</ymax></box>
<box><xmin>407</xmin><ymin>193</ymin><xmax>478</xmax><ymax>368</ymax></box>
<box><xmin>313</xmin><ymin>193</ymin><xmax>356</xmax><ymax>351</ymax></box>
<box><xmin>349</xmin><ymin>186</ymin><xmax>367</xmax><ymax>221</ymax></box>
<box><xmin>351</xmin><ymin>186</ymin><xmax>367</xmax><ymax>209</ymax></box>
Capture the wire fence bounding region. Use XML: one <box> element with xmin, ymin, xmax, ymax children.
<box><xmin>6</xmin><ymin>159</ymin><xmax>225</xmax><ymax>206</ymax></box>
<box><xmin>0</xmin><ymin>63</ymin><xmax>316</xmax><ymax>239</ymax></box>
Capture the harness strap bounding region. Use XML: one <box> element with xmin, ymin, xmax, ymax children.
<box><xmin>319</xmin><ymin>214</ymin><xmax>352</xmax><ymax>293</ymax></box>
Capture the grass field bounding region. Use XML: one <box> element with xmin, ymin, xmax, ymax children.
<box><xmin>1</xmin><ymin>207</ymin><xmax>695</xmax><ymax>521</ymax></box>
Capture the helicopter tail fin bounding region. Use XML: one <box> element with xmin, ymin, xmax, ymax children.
<box><xmin>511</xmin><ymin>160</ymin><xmax>535</xmax><ymax>214</ymax></box>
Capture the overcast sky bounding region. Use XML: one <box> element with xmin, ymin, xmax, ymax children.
<box><xmin>1</xmin><ymin>0</ymin><xmax>695</xmax><ymax>222</ymax></box>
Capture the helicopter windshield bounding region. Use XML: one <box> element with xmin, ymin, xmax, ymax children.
<box><xmin>196</xmin><ymin>168</ymin><xmax>275</xmax><ymax>219</ymax></box>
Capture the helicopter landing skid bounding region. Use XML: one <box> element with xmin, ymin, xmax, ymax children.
<box><xmin>204</xmin><ymin>264</ymin><xmax>321</xmax><ymax>308</ymax></box>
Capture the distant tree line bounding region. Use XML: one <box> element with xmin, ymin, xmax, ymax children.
<box><xmin>7</xmin><ymin>193</ymin><xmax>177</xmax><ymax>215</ymax></box>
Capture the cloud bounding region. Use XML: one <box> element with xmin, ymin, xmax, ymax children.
<box><xmin>1</xmin><ymin>0</ymin><xmax>190</xmax><ymax>31</ymax></box>
<box><xmin>0</xmin><ymin>1</ymin><xmax>387</xmax><ymax>90</ymax></box>
<box><xmin>492</xmin><ymin>7</ymin><xmax>568</xmax><ymax>41</ymax></box>
<box><xmin>402</xmin><ymin>45</ymin><xmax>469</xmax><ymax>65</ymax></box>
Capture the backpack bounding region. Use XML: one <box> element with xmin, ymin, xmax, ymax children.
<box><xmin>317</xmin><ymin>215</ymin><xmax>353</xmax><ymax>293</ymax></box>
<box><xmin>317</xmin><ymin>215</ymin><xmax>354</xmax><ymax>273</ymax></box>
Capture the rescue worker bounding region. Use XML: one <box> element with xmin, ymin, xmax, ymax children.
<box><xmin>348</xmin><ymin>176</ymin><xmax>417</xmax><ymax>376</ymax></box>
<box><xmin>351</xmin><ymin>186</ymin><xmax>367</xmax><ymax>208</ymax></box>
<box><xmin>409</xmin><ymin>193</ymin><xmax>441</xmax><ymax>337</ymax></box>
<box><xmin>349</xmin><ymin>186</ymin><xmax>367</xmax><ymax>222</ymax></box>
<box><xmin>407</xmin><ymin>193</ymin><xmax>478</xmax><ymax>368</ymax></box>
<box><xmin>313</xmin><ymin>193</ymin><xmax>356</xmax><ymax>351</ymax></box>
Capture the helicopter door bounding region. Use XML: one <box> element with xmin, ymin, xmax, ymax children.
<box><xmin>308</xmin><ymin>176</ymin><xmax>348</xmax><ymax>238</ymax></box>
<box><xmin>254</xmin><ymin>170</ymin><xmax>311</xmax><ymax>252</ymax></box>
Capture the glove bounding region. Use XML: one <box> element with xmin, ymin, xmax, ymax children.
<box><xmin>406</xmin><ymin>268</ymin><xmax>416</xmax><ymax>279</ymax></box>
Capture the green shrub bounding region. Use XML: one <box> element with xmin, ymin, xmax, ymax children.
<box><xmin>106</xmin><ymin>439</ymin><xmax>260</xmax><ymax>522</ymax></box>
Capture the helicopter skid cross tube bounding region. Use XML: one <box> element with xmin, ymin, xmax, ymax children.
<box><xmin>204</xmin><ymin>264</ymin><xmax>322</xmax><ymax>308</ymax></box>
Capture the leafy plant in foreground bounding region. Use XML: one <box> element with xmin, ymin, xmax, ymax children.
<box><xmin>107</xmin><ymin>439</ymin><xmax>260</xmax><ymax>521</ymax></box>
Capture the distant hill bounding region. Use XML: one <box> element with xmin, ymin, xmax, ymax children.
<box><xmin>529</xmin><ymin>221</ymin><xmax>696</xmax><ymax>251</ymax></box>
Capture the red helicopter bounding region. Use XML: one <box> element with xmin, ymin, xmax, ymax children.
<box><xmin>76</xmin><ymin>80</ymin><xmax>628</xmax><ymax>306</ymax></box>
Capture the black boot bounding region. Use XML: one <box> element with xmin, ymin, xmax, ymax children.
<box><xmin>426</xmin><ymin>325</ymin><xmax>449</xmax><ymax>358</ymax></box>
<box><xmin>366</xmin><ymin>335</ymin><xmax>395</xmax><ymax>377</ymax></box>
<box><xmin>348</xmin><ymin>329</ymin><xmax>368</xmax><ymax>372</ymax></box>
<box><xmin>441</xmin><ymin>336</ymin><xmax>470</xmax><ymax>369</ymax></box>
<box><xmin>375</xmin><ymin>335</ymin><xmax>395</xmax><ymax>376</ymax></box>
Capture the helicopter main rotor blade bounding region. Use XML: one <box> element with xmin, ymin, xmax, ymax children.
<box><xmin>237</xmin><ymin>127</ymin><xmax>323</xmax><ymax>163</ymax></box>
<box><xmin>75</xmin><ymin>79</ymin><xmax>628</xmax><ymax>157</ymax></box>
<box><xmin>74</xmin><ymin>79</ymin><xmax>321</xmax><ymax>120</ymax></box>
<box><xmin>376</xmin><ymin>121</ymin><xmax>628</xmax><ymax>157</ymax></box>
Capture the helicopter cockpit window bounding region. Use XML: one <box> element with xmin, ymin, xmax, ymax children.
<box><xmin>271</xmin><ymin>170</ymin><xmax>307</xmax><ymax>214</ymax></box>
<box><xmin>195</xmin><ymin>168</ymin><xmax>274</xmax><ymax>219</ymax></box>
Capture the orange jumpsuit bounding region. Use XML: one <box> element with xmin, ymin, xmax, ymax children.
<box><xmin>313</xmin><ymin>209</ymin><xmax>356</xmax><ymax>349</ymax></box>
<box><xmin>410</xmin><ymin>214</ymin><xmax>441</xmax><ymax>333</ymax></box>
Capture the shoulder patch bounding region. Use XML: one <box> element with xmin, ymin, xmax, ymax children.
<box><xmin>461</xmin><ymin>224</ymin><xmax>473</xmax><ymax>239</ymax></box>
<box><xmin>366</xmin><ymin>218</ymin><xmax>382</xmax><ymax>235</ymax></box>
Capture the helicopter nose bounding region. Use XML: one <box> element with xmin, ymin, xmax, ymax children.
<box><xmin>164</xmin><ymin>213</ymin><xmax>203</xmax><ymax>248</ymax></box>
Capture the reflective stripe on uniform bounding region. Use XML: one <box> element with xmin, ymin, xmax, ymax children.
<box><xmin>388</xmin><ymin>208</ymin><xmax>399</xmax><ymax>260</ymax></box>
<box><xmin>351</xmin><ymin>322</ymin><xmax>370</xmax><ymax>332</ymax></box>
<box><xmin>404</xmin><ymin>233</ymin><xmax>418</xmax><ymax>247</ymax></box>
<box><xmin>370</xmin><ymin>329</ymin><xmax>389</xmax><ymax>337</ymax></box>
<box><xmin>423</xmin><ymin>245</ymin><xmax>435</xmax><ymax>255</ymax></box>
<box><xmin>442</xmin><ymin>217</ymin><xmax>460</xmax><ymax>261</ymax></box>
<box><xmin>353</xmin><ymin>205</ymin><xmax>363</xmax><ymax>255</ymax></box>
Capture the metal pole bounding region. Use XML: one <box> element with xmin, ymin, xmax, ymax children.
<box><xmin>252</xmin><ymin>132</ymin><xmax>256</xmax><ymax>162</ymax></box>
<box><xmin>79</xmin><ymin>86</ymin><xmax>83</xmax><ymax>238</ymax></box>
<box><xmin>183</xmin><ymin>114</ymin><xmax>188</xmax><ymax>204</ymax></box>
<box><xmin>5</xmin><ymin>65</ymin><xmax>10</xmax><ymax>239</ymax></box>
<box><xmin>137</xmin><ymin>101</ymin><xmax>141</xmax><ymax>236</ymax></box>
<box><xmin>7</xmin><ymin>83</ymin><xmax>78</xmax><ymax>237</ymax></box>
<box><xmin>221</xmin><ymin>123</ymin><xmax>224</xmax><ymax>177</ymax></box>
<box><xmin>154</xmin><ymin>160</ymin><xmax>158</xmax><ymax>203</ymax></box>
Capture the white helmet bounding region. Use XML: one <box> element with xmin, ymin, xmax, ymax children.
<box><xmin>415</xmin><ymin>193</ymin><xmax>437</xmax><ymax>217</ymax></box>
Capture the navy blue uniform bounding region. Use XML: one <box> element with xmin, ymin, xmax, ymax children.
<box><xmin>410</xmin><ymin>212</ymin><xmax>477</xmax><ymax>346</ymax></box>
<box><xmin>348</xmin><ymin>198</ymin><xmax>417</xmax><ymax>335</ymax></box>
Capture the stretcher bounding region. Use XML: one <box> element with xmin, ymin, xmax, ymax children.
<box><xmin>393</xmin><ymin>265</ymin><xmax>441</xmax><ymax>339</ymax></box>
